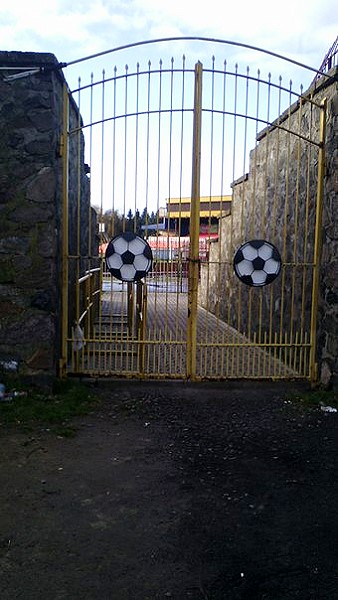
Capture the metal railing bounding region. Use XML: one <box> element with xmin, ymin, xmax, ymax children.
<box><xmin>60</xmin><ymin>40</ymin><xmax>328</xmax><ymax>381</ymax></box>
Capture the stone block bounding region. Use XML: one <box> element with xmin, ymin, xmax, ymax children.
<box><xmin>326</xmin><ymin>288</ymin><xmax>338</xmax><ymax>305</ymax></box>
<box><xmin>29</xmin><ymin>111</ymin><xmax>54</xmax><ymax>132</ymax></box>
<box><xmin>1</xmin><ymin>312</ymin><xmax>55</xmax><ymax>345</ymax></box>
<box><xmin>320</xmin><ymin>360</ymin><xmax>332</xmax><ymax>388</ymax></box>
<box><xmin>26</xmin><ymin>166</ymin><xmax>56</xmax><ymax>203</ymax></box>
<box><xmin>0</xmin><ymin>247</ymin><xmax>16</xmax><ymax>278</ymax></box>
<box><xmin>30</xmin><ymin>291</ymin><xmax>53</xmax><ymax>312</ymax></box>
<box><xmin>0</xmin><ymin>299</ymin><xmax>25</xmax><ymax>318</ymax></box>
<box><xmin>24</xmin><ymin>139</ymin><xmax>54</xmax><ymax>156</ymax></box>
<box><xmin>326</xmin><ymin>333</ymin><xmax>338</xmax><ymax>357</ymax></box>
<box><xmin>9</xmin><ymin>202</ymin><xmax>54</xmax><ymax>223</ymax></box>
<box><xmin>26</xmin><ymin>347</ymin><xmax>54</xmax><ymax>371</ymax></box>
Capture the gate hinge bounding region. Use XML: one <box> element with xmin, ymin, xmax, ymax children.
<box><xmin>58</xmin><ymin>134</ymin><xmax>65</xmax><ymax>157</ymax></box>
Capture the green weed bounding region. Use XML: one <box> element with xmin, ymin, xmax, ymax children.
<box><xmin>289</xmin><ymin>388</ymin><xmax>338</xmax><ymax>408</ymax></box>
<box><xmin>0</xmin><ymin>380</ymin><xmax>99</xmax><ymax>434</ymax></box>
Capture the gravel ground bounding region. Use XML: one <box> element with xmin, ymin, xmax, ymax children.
<box><xmin>0</xmin><ymin>380</ymin><xmax>337</xmax><ymax>600</ymax></box>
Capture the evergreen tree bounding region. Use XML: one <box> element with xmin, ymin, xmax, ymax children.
<box><xmin>102</xmin><ymin>209</ymin><xmax>124</xmax><ymax>237</ymax></box>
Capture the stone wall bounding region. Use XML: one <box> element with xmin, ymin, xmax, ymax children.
<box><xmin>319</xmin><ymin>71</ymin><xmax>338</xmax><ymax>385</ymax></box>
<box><xmin>200</xmin><ymin>68</ymin><xmax>337</xmax><ymax>385</ymax></box>
<box><xmin>0</xmin><ymin>51</ymin><xmax>96</xmax><ymax>380</ymax></box>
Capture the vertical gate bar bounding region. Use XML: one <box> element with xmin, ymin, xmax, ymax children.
<box><xmin>75</xmin><ymin>88</ymin><xmax>82</xmax><ymax>374</ymax></box>
<box><xmin>59</xmin><ymin>83</ymin><xmax>70</xmax><ymax>378</ymax></box>
<box><xmin>136</xmin><ymin>281</ymin><xmax>142</xmax><ymax>335</ymax></box>
<box><xmin>301</xmin><ymin>100</ymin><xmax>315</xmax><ymax>373</ymax></box>
<box><xmin>304</xmin><ymin>331</ymin><xmax>309</xmax><ymax>377</ymax></box>
<box><xmin>217</xmin><ymin>61</ymin><xmax>227</xmax><ymax>329</ymax></box>
<box><xmin>134</xmin><ymin>62</ymin><xmax>140</xmax><ymax>232</ymax></box>
<box><xmin>294</xmin><ymin>331</ymin><xmax>299</xmax><ymax>372</ymax></box>
<box><xmin>136</xmin><ymin>281</ymin><xmax>146</xmax><ymax>377</ymax></box>
<box><xmin>140</xmin><ymin>285</ymin><xmax>147</xmax><ymax>376</ymax></box>
<box><xmin>309</xmin><ymin>98</ymin><xmax>327</xmax><ymax>384</ymax></box>
<box><xmin>205</xmin><ymin>57</ymin><xmax>215</xmax><ymax>375</ymax></box>
<box><xmin>123</xmin><ymin>64</ymin><xmax>128</xmax><ymax>232</ymax></box>
<box><xmin>127</xmin><ymin>282</ymin><xmax>134</xmax><ymax>337</ymax></box>
<box><xmin>89</xmin><ymin>73</ymin><xmax>94</xmax><ymax>269</ymax></box>
<box><xmin>174</xmin><ymin>55</ymin><xmax>187</xmax><ymax>349</ymax></box>
<box><xmin>289</xmin><ymin>96</ymin><xmax>303</xmax><ymax>346</ymax></box>
<box><xmin>112</xmin><ymin>67</ymin><xmax>117</xmax><ymax>233</ymax></box>
<box><xmin>279</xmin><ymin>92</ymin><xmax>293</xmax><ymax>364</ymax></box>
<box><xmin>187</xmin><ymin>61</ymin><xmax>203</xmax><ymax>380</ymax></box>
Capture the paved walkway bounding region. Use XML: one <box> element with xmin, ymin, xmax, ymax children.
<box><xmin>73</xmin><ymin>285</ymin><xmax>297</xmax><ymax>379</ymax></box>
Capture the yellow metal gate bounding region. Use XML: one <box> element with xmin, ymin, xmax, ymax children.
<box><xmin>59</xmin><ymin>40</ymin><xmax>326</xmax><ymax>381</ymax></box>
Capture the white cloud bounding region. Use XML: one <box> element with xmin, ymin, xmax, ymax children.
<box><xmin>0</xmin><ymin>0</ymin><xmax>132</xmax><ymax>58</ymax></box>
<box><xmin>0</xmin><ymin>0</ymin><xmax>335</xmax><ymax>76</ymax></box>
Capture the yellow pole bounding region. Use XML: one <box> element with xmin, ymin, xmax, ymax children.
<box><xmin>187</xmin><ymin>61</ymin><xmax>202</xmax><ymax>379</ymax></box>
<box><xmin>59</xmin><ymin>84</ymin><xmax>70</xmax><ymax>377</ymax></box>
<box><xmin>309</xmin><ymin>98</ymin><xmax>327</xmax><ymax>384</ymax></box>
<box><xmin>127</xmin><ymin>282</ymin><xmax>134</xmax><ymax>337</ymax></box>
<box><xmin>139</xmin><ymin>283</ymin><xmax>147</xmax><ymax>377</ymax></box>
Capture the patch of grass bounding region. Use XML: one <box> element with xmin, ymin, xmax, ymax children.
<box><xmin>288</xmin><ymin>388</ymin><xmax>338</xmax><ymax>408</ymax></box>
<box><xmin>0</xmin><ymin>380</ymin><xmax>100</xmax><ymax>434</ymax></box>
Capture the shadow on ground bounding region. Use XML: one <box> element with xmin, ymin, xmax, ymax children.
<box><xmin>0</xmin><ymin>381</ymin><xmax>337</xmax><ymax>599</ymax></box>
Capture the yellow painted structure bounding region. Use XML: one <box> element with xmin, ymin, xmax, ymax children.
<box><xmin>166</xmin><ymin>195</ymin><xmax>231</xmax><ymax>218</ymax></box>
<box><xmin>60</xmin><ymin>50</ymin><xmax>326</xmax><ymax>382</ymax></box>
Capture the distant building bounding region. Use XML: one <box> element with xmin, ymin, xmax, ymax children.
<box><xmin>165</xmin><ymin>195</ymin><xmax>232</xmax><ymax>236</ymax></box>
<box><xmin>146</xmin><ymin>195</ymin><xmax>232</xmax><ymax>262</ymax></box>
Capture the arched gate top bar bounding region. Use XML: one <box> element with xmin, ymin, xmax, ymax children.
<box><xmin>59</xmin><ymin>36</ymin><xmax>331</xmax><ymax>81</ymax></box>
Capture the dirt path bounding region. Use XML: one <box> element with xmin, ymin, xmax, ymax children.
<box><xmin>0</xmin><ymin>381</ymin><xmax>337</xmax><ymax>599</ymax></box>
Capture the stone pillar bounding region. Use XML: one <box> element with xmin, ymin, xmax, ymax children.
<box><xmin>0</xmin><ymin>51</ymin><xmax>95</xmax><ymax>382</ymax></box>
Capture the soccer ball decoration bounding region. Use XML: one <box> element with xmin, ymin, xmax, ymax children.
<box><xmin>105</xmin><ymin>232</ymin><xmax>153</xmax><ymax>282</ymax></box>
<box><xmin>233</xmin><ymin>240</ymin><xmax>282</xmax><ymax>287</ymax></box>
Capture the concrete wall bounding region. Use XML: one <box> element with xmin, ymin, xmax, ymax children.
<box><xmin>0</xmin><ymin>51</ymin><xmax>96</xmax><ymax>380</ymax></box>
<box><xmin>200</xmin><ymin>68</ymin><xmax>337</xmax><ymax>385</ymax></box>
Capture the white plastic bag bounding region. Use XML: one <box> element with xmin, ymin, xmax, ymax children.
<box><xmin>72</xmin><ymin>323</ymin><xmax>85</xmax><ymax>351</ymax></box>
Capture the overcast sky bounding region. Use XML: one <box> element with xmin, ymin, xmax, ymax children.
<box><xmin>0</xmin><ymin>0</ymin><xmax>336</xmax><ymax>72</ymax></box>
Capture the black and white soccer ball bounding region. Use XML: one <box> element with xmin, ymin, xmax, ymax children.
<box><xmin>105</xmin><ymin>232</ymin><xmax>153</xmax><ymax>282</ymax></box>
<box><xmin>233</xmin><ymin>240</ymin><xmax>282</xmax><ymax>287</ymax></box>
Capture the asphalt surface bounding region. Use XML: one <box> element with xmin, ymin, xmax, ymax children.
<box><xmin>0</xmin><ymin>380</ymin><xmax>337</xmax><ymax>599</ymax></box>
